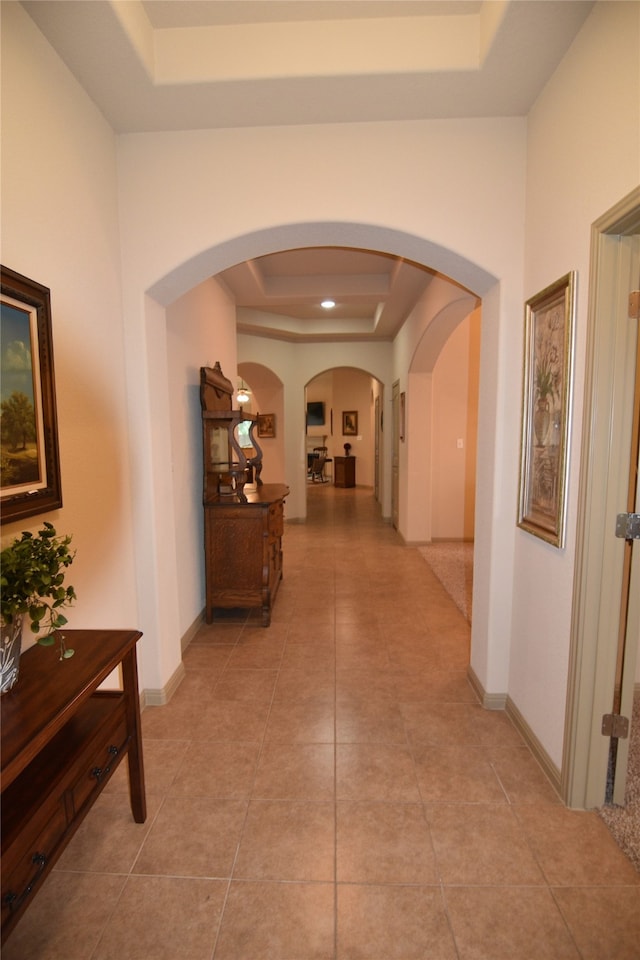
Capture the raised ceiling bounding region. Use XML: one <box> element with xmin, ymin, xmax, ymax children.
<box><xmin>21</xmin><ymin>0</ymin><xmax>594</xmax><ymax>132</ymax></box>
<box><xmin>220</xmin><ymin>247</ymin><xmax>444</xmax><ymax>342</ymax></box>
<box><xmin>20</xmin><ymin>0</ymin><xmax>594</xmax><ymax>342</ymax></box>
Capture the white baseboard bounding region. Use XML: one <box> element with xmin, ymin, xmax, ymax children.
<box><xmin>141</xmin><ymin>660</ymin><xmax>186</xmax><ymax>708</ymax></box>
<box><xmin>141</xmin><ymin>612</ymin><xmax>205</xmax><ymax>708</ymax></box>
<box><xmin>181</xmin><ymin>610</ymin><xmax>205</xmax><ymax>654</ymax></box>
<box><xmin>467</xmin><ymin>665</ymin><xmax>562</xmax><ymax>798</ymax></box>
<box><xmin>505</xmin><ymin>695</ymin><xmax>562</xmax><ymax>797</ymax></box>
<box><xmin>467</xmin><ymin>665</ymin><xmax>507</xmax><ymax>710</ymax></box>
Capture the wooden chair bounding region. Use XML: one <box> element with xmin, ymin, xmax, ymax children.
<box><xmin>310</xmin><ymin>446</ymin><xmax>329</xmax><ymax>482</ymax></box>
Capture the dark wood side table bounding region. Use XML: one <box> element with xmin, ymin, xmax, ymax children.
<box><xmin>1</xmin><ymin>629</ymin><xmax>146</xmax><ymax>943</ymax></box>
<box><xmin>334</xmin><ymin>456</ymin><xmax>356</xmax><ymax>488</ymax></box>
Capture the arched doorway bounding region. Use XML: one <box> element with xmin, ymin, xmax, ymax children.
<box><xmin>237</xmin><ymin>362</ymin><xmax>285</xmax><ymax>486</ymax></box>
<box><xmin>140</xmin><ymin>222</ymin><xmax>506</xmax><ymax>743</ymax></box>
<box><xmin>305</xmin><ymin>367</ymin><xmax>384</xmax><ymax>499</ymax></box>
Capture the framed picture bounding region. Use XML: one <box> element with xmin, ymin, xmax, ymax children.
<box><xmin>342</xmin><ymin>411</ymin><xmax>358</xmax><ymax>436</ymax></box>
<box><xmin>517</xmin><ymin>272</ymin><xmax>576</xmax><ymax>548</ymax></box>
<box><xmin>1</xmin><ymin>266</ymin><xmax>63</xmax><ymax>524</ymax></box>
<box><xmin>257</xmin><ymin>413</ymin><xmax>276</xmax><ymax>438</ymax></box>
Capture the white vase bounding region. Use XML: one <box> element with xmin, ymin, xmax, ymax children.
<box><xmin>1</xmin><ymin>616</ymin><xmax>23</xmax><ymax>694</ymax></box>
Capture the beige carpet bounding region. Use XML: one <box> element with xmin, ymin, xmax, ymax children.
<box><xmin>598</xmin><ymin>689</ymin><xmax>640</xmax><ymax>872</ymax></box>
<box><xmin>418</xmin><ymin>541</ymin><xmax>473</xmax><ymax>622</ymax></box>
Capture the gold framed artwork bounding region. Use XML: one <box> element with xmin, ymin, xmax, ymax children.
<box><xmin>1</xmin><ymin>266</ymin><xmax>63</xmax><ymax>524</ymax></box>
<box><xmin>342</xmin><ymin>411</ymin><xmax>357</xmax><ymax>436</ymax></box>
<box><xmin>517</xmin><ymin>272</ymin><xmax>576</xmax><ymax>548</ymax></box>
<box><xmin>257</xmin><ymin>413</ymin><xmax>275</xmax><ymax>438</ymax></box>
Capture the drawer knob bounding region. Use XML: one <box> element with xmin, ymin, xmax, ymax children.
<box><xmin>91</xmin><ymin>745</ymin><xmax>120</xmax><ymax>782</ymax></box>
<box><xmin>4</xmin><ymin>852</ymin><xmax>48</xmax><ymax>913</ymax></box>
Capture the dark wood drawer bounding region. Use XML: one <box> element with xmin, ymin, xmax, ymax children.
<box><xmin>66</xmin><ymin>700</ymin><xmax>129</xmax><ymax>819</ymax></box>
<box><xmin>1</xmin><ymin>798</ymin><xmax>67</xmax><ymax>928</ymax></box>
<box><xmin>1</xmin><ymin>630</ymin><xmax>145</xmax><ymax>945</ymax></box>
<box><xmin>1</xmin><ymin>692</ymin><xmax>128</xmax><ymax>929</ymax></box>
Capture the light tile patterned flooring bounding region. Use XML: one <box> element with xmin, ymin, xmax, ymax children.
<box><xmin>5</xmin><ymin>486</ymin><xmax>640</xmax><ymax>959</ymax></box>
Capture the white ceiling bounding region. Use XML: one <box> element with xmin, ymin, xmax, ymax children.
<box><xmin>20</xmin><ymin>0</ymin><xmax>595</xmax><ymax>342</ymax></box>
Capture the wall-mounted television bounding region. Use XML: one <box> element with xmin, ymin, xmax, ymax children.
<box><xmin>306</xmin><ymin>401</ymin><xmax>325</xmax><ymax>426</ymax></box>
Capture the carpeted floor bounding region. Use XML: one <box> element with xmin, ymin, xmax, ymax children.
<box><xmin>418</xmin><ymin>541</ymin><xmax>473</xmax><ymax>622</ymax></box>
<box><xmin>598</xmin><ymin>689</ymin><xmax>640</xmax><ymax>872</ymax></box>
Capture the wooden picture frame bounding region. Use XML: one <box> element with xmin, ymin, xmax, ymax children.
<box><xmin>517</xmin><ymin>272</ymin><xmax>576</xmax><ymax>548</ymax></box>
<box><xmin>342</xmin><ymin>411</ymin><xmax>358</xmax><ymax>436</ymax></box>
<box><xmin>1</xmin><ymin>266</ymin><xmax>63</xmax><ymax>524</ymax></box>
<box><xmin>257</xmin><ymin>413</ymin><xmax>276</xmax><ymax>438</ymax></box>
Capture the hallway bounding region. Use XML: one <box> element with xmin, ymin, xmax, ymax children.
<box><xmin>5</xmin><ymin>486</ymin><xmax>639</xmax><ymax>960</ymax></box>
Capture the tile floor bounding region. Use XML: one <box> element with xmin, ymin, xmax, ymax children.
<box><xmin>4</xmin><ymin>485</ymin><xmax>640</xmax><ymax>959</ymax></box>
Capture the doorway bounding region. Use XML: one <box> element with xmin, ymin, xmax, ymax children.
<box><xmin>564</xmin><ymin>187</ymin><xmax>640</xmax><ymax>809</ymax></box>
<box><xmin>305</xmin><ymin>367</ymin><xmax>383</xmax><ymax>501</ymax></box>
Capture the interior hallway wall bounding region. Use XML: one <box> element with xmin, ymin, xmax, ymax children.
<box><xmin>0</xmin><ymin>2</ymin><xmax>139</xmax><ymax>653</ymax></box>
<box><xmin>166</xmin><ymin>278</ymin><xmax>237</xmax><ymax>646</ymax></box>
<box><xmin>510</xmin><ymin>0</ymin><xmax>640</xmax><ymax>769</ymax></box>
<box><xmin>431</xmin><ymin>308</ymin><xmax>481</xmax><ymax>541</ymax></box>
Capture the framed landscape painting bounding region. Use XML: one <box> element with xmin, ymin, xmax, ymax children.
<box><xmin>517</xmin><ymin>272</ymin><xmax>576</xmax><ymax>548</ymax></box>
<box><xmin>0</xmin><ymin>266</ymin><xmax>62</xmax><ymax>523</ymax></box>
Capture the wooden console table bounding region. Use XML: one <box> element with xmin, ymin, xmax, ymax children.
<box><xmin>1</xmin><ymin>629</ymin><xmax>146</xmax><ymax>943</ymax></box>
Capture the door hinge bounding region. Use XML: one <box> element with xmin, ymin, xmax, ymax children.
<box><xmin>629</xmin><ymin>290</ymin><xmax>640</xmax><ymax>319</ymax></box>
<box><xmin>602</xmin><ymin>713</ymin><xmax>630</xmax><ymax>738</ymax></box>
<box><xmin>615</xmin><ymin>513</ymin><xmax>640</xmax><ymax>540</ymax></box>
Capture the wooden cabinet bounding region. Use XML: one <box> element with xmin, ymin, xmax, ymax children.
<box><xmin>204</xmin><ymin>484</ymin><xmax>289</xmax><ymax>627</ymax></box>
<box><xmin>334</xmin><ymin>456</ymin><xmax>356</xmax><ymax>488</ymax></box>
<box><xmin>200</xmin><ymin>363</ymin><xmax>289</xmax><ymax>626</ymax></box>
<box><xmin>1</xmin><ymin>629</ymin><xmax>146</xmax><ymax>944</ymax></box>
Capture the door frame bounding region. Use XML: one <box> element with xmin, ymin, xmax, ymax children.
<box><xmin>563</xmin><ymin>186</ymin><xmax>640</xmax><ymax>809</ymax></box>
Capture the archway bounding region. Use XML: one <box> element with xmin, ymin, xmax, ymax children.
<box><xmin>237</xmin><ymin>362</ymin><xmax>285</xmax><ymax>486</ymax></box>
<box><xmin>138</xmin><ymin>222</ymin><xmax>507</xmax><ymax>726</ymax></box>
<box><xmin>305</xmin><ymin>366</ymin><xmax>384</xmax><ymax>495</ymax></box>
<box><xmin>403</xmin><ymin>282</ymin><xmax>481</xmax><ymax>544</ymax></box>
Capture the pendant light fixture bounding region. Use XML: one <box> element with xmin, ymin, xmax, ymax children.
<box><xmin>236</xmin><ymin>380</ymin><xmax>250</xmax><ymax>405</ymax></box>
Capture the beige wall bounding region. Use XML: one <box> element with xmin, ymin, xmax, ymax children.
<box><xmin>166</xmin><ymin>278</ymin><xmax>237</xmax><ymax>646</ymax></box>
<box><xmin>510</xmin><ymin>0</ymin><xmax>640</xmax><ymax>765</ymax></box>
<box><xmin>0</xmin><ymin>2</ymin><xmax>138</xmax><ymax>653</ymax></box>
<box><xmin>431</xmin><ymin>308</ymin><xmax>481</xmax><ymax>541</ymax></box>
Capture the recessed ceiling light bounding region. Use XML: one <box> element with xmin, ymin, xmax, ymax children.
<box><xmin>321</xmin><ymin>299</ymin><xmax>336</xmax><ymax>309</ymax></box>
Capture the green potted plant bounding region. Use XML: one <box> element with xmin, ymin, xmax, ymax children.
<box><xmin>1</xmin><ymin>521</ymin><xmax>77</xmax><ymax>693</ymax></box>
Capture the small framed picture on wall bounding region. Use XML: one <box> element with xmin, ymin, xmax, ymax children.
<box><xmin>257</xmin><ymin>413</ymin><xmax>276</xmax><ymax>438</ymax></box>
<box><xmin>342</xmin><ymin>411</ymin><xmax>358</xmax><ymax>436</ymax></box>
